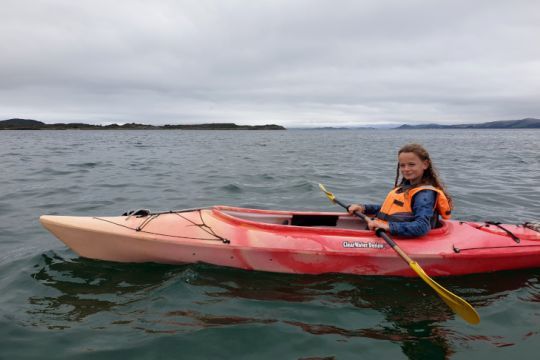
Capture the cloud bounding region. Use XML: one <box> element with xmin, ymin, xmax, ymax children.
<box><xmin>1</xmin><ymin>0</ymin><xmax>539</xmax><ymax>126</ymax></box>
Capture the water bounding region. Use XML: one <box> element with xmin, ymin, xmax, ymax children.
<box><xmin>1</xmin><ymin>129</ymin><xmax>539</xmax><ymax>359</ymax></box>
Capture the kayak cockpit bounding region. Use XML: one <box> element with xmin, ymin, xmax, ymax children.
<box><xmin>212</xmin><ymin>206</ymin><xmax>452</xmax><ymax>236</ymax></box>
<box><xmin>214</xmin><ymin>206</ymin><xmax>368</xmax><ymax>230</ymax></box>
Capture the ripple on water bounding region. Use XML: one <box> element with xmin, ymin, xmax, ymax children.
<box><xmin>66</xmin><ymin>162</ymin><xmax>103</xmax><ymax>168</ymax></box>
<box><xmin>219</xmin><ymin>183</ymin><xmax>243</xmax><ymax>193</ymax></box>
<box><xmin>30</xmin><ymin>167</ymin><xmax>76</xmax><ymax>176</ymax></box>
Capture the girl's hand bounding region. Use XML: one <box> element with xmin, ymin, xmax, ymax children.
<box><xmin>367</xmin><ymin>219</ymin><xmax>390</xmax><ymax>232</ymax></box>
<box><xmin>347</xmin><ymin>204</ymin><xmax>365</xmax><ymax>214</ymax></box>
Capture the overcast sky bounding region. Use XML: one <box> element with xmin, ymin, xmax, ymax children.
<box><xmin>1</xmin><ymin>0</ymin><xmax>539</xmax><ymax>127</ymax></box>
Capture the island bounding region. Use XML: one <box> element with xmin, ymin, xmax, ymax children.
<box><xmin>0</xmin><ymin>119</ymin><xmax>286</xmax><ymax>130</ymax></box>
<box><xmin>396</xmin><ymin>118</ymin><xmax>540</xmax><ymax>129</ymax></box>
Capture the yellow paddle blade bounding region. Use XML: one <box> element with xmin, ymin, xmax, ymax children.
<box><xmin>318</xmin><ymin>183</ymin><xmax>336</xmax><ymax>202</ymax></box>
<box><xmin>410</xmin><ymin>261</ymin><xmax>480</xmax><ymax>325</ymax></box>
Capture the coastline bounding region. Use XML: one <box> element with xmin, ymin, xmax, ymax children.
<box><xmin>0</xmin><ymin>120</ymin><xmax>286</xmax><ymax>131</ymax></box>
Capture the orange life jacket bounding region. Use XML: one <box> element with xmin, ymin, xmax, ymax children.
<box><xmin>376</xmin><ymin>185</ymin><xmax>452</xmax><ymax>224</ymax></box>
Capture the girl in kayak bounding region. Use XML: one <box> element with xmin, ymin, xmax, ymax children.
<box><xmin>348</xmin><ymin>143</ymin><xmax>453</xmax><ymax>237</ymax></box>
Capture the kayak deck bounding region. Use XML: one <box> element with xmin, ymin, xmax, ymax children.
<box><xmin>40</xmin><ymin>206</ymin><xmax>540</xmax><ymax>277</ymax></box>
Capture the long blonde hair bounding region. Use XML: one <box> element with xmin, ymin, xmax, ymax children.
<box><xmin>394</xmin><ymin>143</ymin><xmax>453</xmax><ymax>208</ymax></box>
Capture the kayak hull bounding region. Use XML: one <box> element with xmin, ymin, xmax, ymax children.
<box><xmin>40</xmin><ymin>206</ymin><xmax>540</xmax><ymax>277</ymax></box>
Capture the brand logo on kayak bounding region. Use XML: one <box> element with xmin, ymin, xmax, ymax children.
<box><xmin>342</xmin><ymin>241</ymin><xmax>385</xmax><ymax>249</ymax></box>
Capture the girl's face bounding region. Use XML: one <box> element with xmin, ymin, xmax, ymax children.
<box><xmin>398</xmin><ymin>152</ymin><xmax>429</xmax><ymax>184</ymax></box>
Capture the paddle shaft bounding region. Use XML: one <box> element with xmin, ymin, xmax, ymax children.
<box><xmin>332</xmin><ymin>198</ymin><xmax>414</xmax><ymax>264</ymax></box>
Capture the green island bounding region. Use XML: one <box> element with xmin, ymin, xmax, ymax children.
<box><xmin>0</xmin><ymin>119</ymin><xmax>286</xmax><ymax>130</ymax></box>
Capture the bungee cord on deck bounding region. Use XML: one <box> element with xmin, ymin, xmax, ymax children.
<box><xmin>94</xmin><ymin>209</ymin><xmax>230</xmax><ymax>244</ymax></box>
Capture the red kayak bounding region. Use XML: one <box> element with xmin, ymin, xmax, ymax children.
<box><xmin>40</xmin><ymin>206</ymin><xmax>540</xmax><ymax>277</ymax></box>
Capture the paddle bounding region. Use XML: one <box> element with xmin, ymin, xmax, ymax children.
<box><xmin>318</xmin><ymin>183</ymin><xmax>480</xmax><ymax>325</ymax></box>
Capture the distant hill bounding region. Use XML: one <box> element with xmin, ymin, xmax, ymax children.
<box><xmin>397</xmin><ymin>118</ymin><xmax>540</xmax><ymax>129</ymax></box>
<box><xmin>0</xmin><ymin>119</ymin><xmax>286</xmax><ymax>130</ymax></box>
<box><xmin>0</xmin><ymin>118</ymin><xmax>46</xmax><ymax>128</ymax></box>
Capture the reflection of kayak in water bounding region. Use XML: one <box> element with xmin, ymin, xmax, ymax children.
<box><xmin>40</xmin><ymin>206</ymin><xmax>540</xmax><ymax>277</ymax></box>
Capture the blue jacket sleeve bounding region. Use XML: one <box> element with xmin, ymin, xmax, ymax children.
<box><xmin>364</xmin><ymin>204</ymin><xmax>381</xmax><ymax>215</ymax></box>
<box><xmin>388</xmin><ymin>190</ymin><xmax>436</xmax><ymax>237</ymax></box>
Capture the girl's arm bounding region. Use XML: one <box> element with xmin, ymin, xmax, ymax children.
<box><xmin>348</xmin><ymin>203</ymin><xmax>381</xmax><ymax>215</ymax></box>
<box><xmin>364</xmin><ymin>204</ymin><xmax>381</xmax><ymax>215</ymax></box>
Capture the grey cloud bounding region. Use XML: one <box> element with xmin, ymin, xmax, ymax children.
<box><xmin>1</xmin><ymin>0</ymin><xmax>539</xmax><ymax>126</ymax></box>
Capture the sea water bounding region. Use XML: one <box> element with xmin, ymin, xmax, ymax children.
<box><xmin>0</xmin><ymin>129</ymin><xmax>539</xmax><ymax>359</ymax></box>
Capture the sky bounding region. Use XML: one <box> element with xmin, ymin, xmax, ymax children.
<box><xmin>1</xmin><ymin>0</ymin><xmax>539</xmax><ymax>127</ymax></box>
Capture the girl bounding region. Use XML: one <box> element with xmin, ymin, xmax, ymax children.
<box><xmin>348</xmin><ymin>143</ymin><xmax>453</xmax><ymax>237</ymax></box>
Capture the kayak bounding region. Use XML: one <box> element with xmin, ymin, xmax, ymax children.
<box><xmin>40</xmin><ymin>206</ymin><xmax>540</xmax><ymax>277</ymax></box>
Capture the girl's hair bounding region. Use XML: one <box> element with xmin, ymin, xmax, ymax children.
<box><xmin>394</xmin><ymin>143</ymin><xmax>453</xmax><ymax>208</ymax></box>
